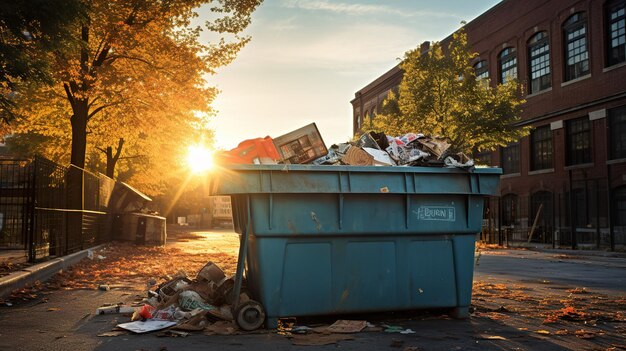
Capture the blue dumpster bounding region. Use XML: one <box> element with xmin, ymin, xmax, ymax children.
<box><xmin>212</xmin><ymin>164</ymin><xmax>501</xmax><ymax>328</ymax></box>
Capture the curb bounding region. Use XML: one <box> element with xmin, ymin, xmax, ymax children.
<box><xmin>0</xmin><ymin>244</ymin><xmax>106</xmax><ymax>298</ymax></box>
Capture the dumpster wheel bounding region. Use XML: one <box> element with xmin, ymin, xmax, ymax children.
<box><xmin>234</xmin><ymin>300</ymin><xmax>265</xmax><ymax>331</ymax></box>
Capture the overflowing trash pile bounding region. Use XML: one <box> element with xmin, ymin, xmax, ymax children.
<box><xmin>97</xmin><ymin>261</ymin><xmax>265</xmax><ymax>334</ymax></box>
<box><xmin>215</xmin><ymin>123</ymin><xmax>475</xmax><ymax>169</ymax></box>
<box><xmin>314</xmin><ymin>131</ymin><xmax>474</xmax><ymax>168</ymax></box>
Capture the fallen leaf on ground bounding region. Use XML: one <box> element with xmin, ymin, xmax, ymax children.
<box><xmin>574</xmin><ymin>329</ymin><xmax>596</xmax><ymax>339</ymax></box>
<box><xmin>535</xmin><ymin>330</ymin><xmax>551</xmax><ymax>335</ymax></box>
<box><xmin>477</xmin><ymin>335</ymin><xmax>506</xmax><ymax>340</ymax></box>
<box><xmin>97</xmin><ymin>331</ymin><xmax>127</xmax><ymax>337</ymax></box>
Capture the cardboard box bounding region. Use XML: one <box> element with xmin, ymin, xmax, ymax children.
<box><xmin>273</xmin><ymin>123</ymin><xmax>328</xmax><ymax>164</ymax></box>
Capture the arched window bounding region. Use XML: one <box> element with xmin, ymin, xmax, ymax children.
<box><xmin>473</xmin><ymin>60</ymin><xmax>489</xmax><ymax>80</ymax></box>
<box><xmin>606</xmin><ymin>0</ymin><xmax>626</xmax><ymax>66</ymax></box>
<box><xmin>528</xmin><ymin>31</ymin><xmax>551</xmax><ymax>93</ymax></box>
<box><xmin>498</xmin><ymin>47</ymin><xmax>517</xmax><ymax>84</ymax></box>
<box><xmin>502</xmin><ymin>194</ymin><xmax>520</xmax><ymax>226</ymax></box>
<box><xmin>563</xmin><ymin>12</ymin><xmax>589</xmax><ymax>81</ymax></box>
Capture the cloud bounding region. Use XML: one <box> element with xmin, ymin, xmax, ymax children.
<box><xmin>231</xmin><ymin>22</ymin><xmax>420</xmax><ymax>74</ymax></box>
<box><xmin>281</xmin><ymin>0</ymin><xmax>461</xmax><ymax>19</ymax></box>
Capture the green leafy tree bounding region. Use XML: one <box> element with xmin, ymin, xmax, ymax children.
<box><xmin>0</xmin><ymin>0</ymin><xmax>83</xmax><ymax>124</ymax></box>
<box><xmin>369</xmin><ymin>28</ymin><xmax>529</xmax><ymax>154</ymax></box>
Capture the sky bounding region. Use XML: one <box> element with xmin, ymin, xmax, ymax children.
<box><xmin>198</xmin><ymin>0</ymin><xmax>501</xmax><ymax>150</ymax></box>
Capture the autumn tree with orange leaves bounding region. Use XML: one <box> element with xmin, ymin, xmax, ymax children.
<box><xmin>4</xmin><ymin>0</ymin><xmax>261</xmax><ymax>192</ymax></box>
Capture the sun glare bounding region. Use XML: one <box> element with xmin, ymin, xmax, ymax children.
<box><xmin>187</xmin><ymin>144</ymin><xmax>214</xmax><ymax>173</ymax></box>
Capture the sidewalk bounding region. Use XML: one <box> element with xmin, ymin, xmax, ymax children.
<box><xmin>0</xmin><ymin>245</ymin><xmax>104</xmax><ymax>299</ymax></box>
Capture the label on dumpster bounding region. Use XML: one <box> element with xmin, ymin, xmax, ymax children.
<box><xmin>416</xmin><ymin>206</ymin><xmax>456</xmax><ymax>222</ymax></box>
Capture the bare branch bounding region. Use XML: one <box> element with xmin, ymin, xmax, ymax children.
<box><xmin>105</xmin><ymin>54</ymin><xmax>175</xmax><ymax>76</ymax></box>
<box><xmin>63</xmin><ymin>83</ymin><xmax>76</xmax><ymax>110</ymax></box>
<box><xmin>87</xmin><ymin>101</ymin><xmax>126</xmax><ymax>120</ymax></box>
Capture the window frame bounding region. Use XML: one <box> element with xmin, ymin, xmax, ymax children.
<box><xmin>609</xmin><ymin>105</ymin><xmax>626</xmax><ymax>159</ymax></box>
<box><xmin>498</xmin><ymin>47</ymin><xmax>518</xmax><ymax>84</ymax></box>
<box><xmin>563</xmin><ymin>12</ymin><xmax>590</xmax><ymax>81</ymax></box>
<box><xmin>565</xmin><ymin>117</ymin><xmax>592</xmax><ymax>166</ymax></box>
<box><xmin>473</xmin><ymin>60</ymin><xmax>489</xmax><ymax>80</ymax></box>
<box><xmin>501</xmin><ymin>143</ymin><xmax>520</xmax><ymax>174</ymax></box>
<box><xmin>530</xmin><ymin>125</ymin><xmax>553</xmax><ymax>170</ymax></box>
<box><xmin>607</xmin><ymin>0</ymin><xmax>626</xmax><ymax>67</ymax></box>
<box><xmin>527</xmin><ymin>31</ymin><xmax>552</xmax><ymax>93</ymax></box>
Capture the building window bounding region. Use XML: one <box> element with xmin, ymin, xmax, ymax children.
<box><xmin>566</xmin><ymin>117</ymin><xmax>591</xmax><ymax>165</ymax></box>
<box><xmin>474</xmin><ymin>60</ymin><xmax>489</xmax><ymax>79</ymax></box>
<box><xmin>563</xmin><ymin>12</ymin><xmax>589</xmax><ymax>81</ymax></box>
<box><xmin>614</xmin><ymin>186</ymin><xmax>626</xmax><ymax>226</ymax></box>
<box><xmin>502</xmin><ymin>193</ymin><xmax>519</xmax><ymax>226</ymax></box>
<box><xmin>474</xmin><ymin>151</ymin><xmax>491</xmax><ymax>166</ymax></box>
<box><xmin>607</xmin><ymin>0</ymin><xmax>626</xmax><ymax>66</ymax></box>
<box><xmin>498</xmin><ymin>47</ymin><xmax>517</xmax><ymax>84</ymax></box>
<box><xmin>609</xmin><ymin>105</ymin><xmax>626</xmax><ymax>159</ymax></box>
<box><xmin>528</xmin><ymin>32</ymin><xmax>551</xmax><ymax>93</ymax></box>
<box><xmin>501</xmin><ymin>143</ymin><xmax>520</xmax><ymax>174</ymax></box>
<box><xmin>530</xmin><ymin>125</ymin><xmax>552</xmax><ymax>170</ymax></box>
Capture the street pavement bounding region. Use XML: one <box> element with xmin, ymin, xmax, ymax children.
<box><xmin>0</xmin><ymin>229</ymin><xmax>624</xmax><ymax>351</ymax></box>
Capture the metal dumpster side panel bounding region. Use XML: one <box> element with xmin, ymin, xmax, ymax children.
<box><xmin>245</xmin><ymin>234</ymin><xmax>473</xmax><ymax>319</ymax></box>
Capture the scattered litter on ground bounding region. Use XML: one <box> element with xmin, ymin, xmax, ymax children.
<box><xmin>96</xmin><ymin>304</ymin><xmax>134</xmax><ymax>315</ymax></box>
<box><xmin>382</xmin><ymin>325</ymin><xmax>416</xmax><ymax>334</ymax></box>
<box><xmin>117</xmin><ymin>320</ymin><xmax>177</xmax><ymax>333</ymax></box>
<box><xmin>326</xmin><ymin>320</ymin><xmax>367</xmax><ymax>333</ymax></box>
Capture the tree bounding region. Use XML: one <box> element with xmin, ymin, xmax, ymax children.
<box><xmin>7</xmin><ymin>0</ymin><xmax>261</xmax><ymax>170</ymax></box>
<box><xmin>4</xmin><ymin>0</ymin><xmax>261</xmax><ymax>196</ymax></box>
<box><xmin>0</xmin><ymin>0</ymin><xmax>83</xmax><ymax>124</ymax></box>
<box><xmin>368</xmin><ymin>28</ymin><xmax>529</xmax><ymax>154</ymax></box>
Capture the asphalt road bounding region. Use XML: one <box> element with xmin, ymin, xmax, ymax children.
<box><xmin>0</xmin><ymin>230</ymin><xmax>624</xmax><ymax>351</ymax></box>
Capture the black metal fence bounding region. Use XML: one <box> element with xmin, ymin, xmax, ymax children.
<box><xmin>1</xmin><ymin>156</ymin><xmax>113</xmax><ymax>261</ymax></box>
<box><xmin>481</xmin><ymin>178</ymin><xmax>625</xmax><ymax>250</ymax></box>
<box><xmin>0</xmin><ymin>159</ymin><xmax>33</xmax><ymax>250</ymax></box>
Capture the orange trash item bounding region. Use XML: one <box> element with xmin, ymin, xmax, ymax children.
<box><xmin>215</xmin><ymin>137</ymin><xmax>281</xmax><ymax>164</ymax></box>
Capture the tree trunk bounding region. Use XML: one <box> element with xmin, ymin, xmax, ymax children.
<box><xmin>105</xmin><ymin>138</ymin><xmax>124</xmax><ymax>179</ymax></box>
<box><xmin>70</xmin><ymin>99</ymin><xmax>89</xmax><ymax>168</ymax></box>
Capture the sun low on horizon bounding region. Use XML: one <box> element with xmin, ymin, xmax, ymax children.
<box><xmin>186</xmin><ymin>144</ymin><xmax>214</xmax><ymax>174</ymax></box>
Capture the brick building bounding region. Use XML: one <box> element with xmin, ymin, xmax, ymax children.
<box><xmin>351</xmin><ymin>0</ymin><xmax>626</xmax><ymax>249</ymax></box>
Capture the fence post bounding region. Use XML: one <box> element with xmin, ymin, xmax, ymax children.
<box><xmin>607</xmin><ymin>163</ymin><xmax>615</xmax><ymax>251</ymax></box>
<box><xmin>498</xmin><ymin>197</ymin><xmax>503</xmax><ymax>246</ymax></box>
<box><xmin>595</xmin><ymin>179</ymin><xmax>600</xmax><ymax>249</ymax></box>
<box><xmin>27</xmin><ymin>157</ymin><xmax>37</xmax><ymax>262</ymax></box>
<box><xmin>568</xmin><ymin>169</ymin><xmax>577</xmax><ymax>250</ymax></box>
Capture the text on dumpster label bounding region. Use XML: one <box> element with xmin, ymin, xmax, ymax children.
<box><xmin>415</xmin><ymin>206</ymin><xmax>456</xmax><ymax>221</ymax></box>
